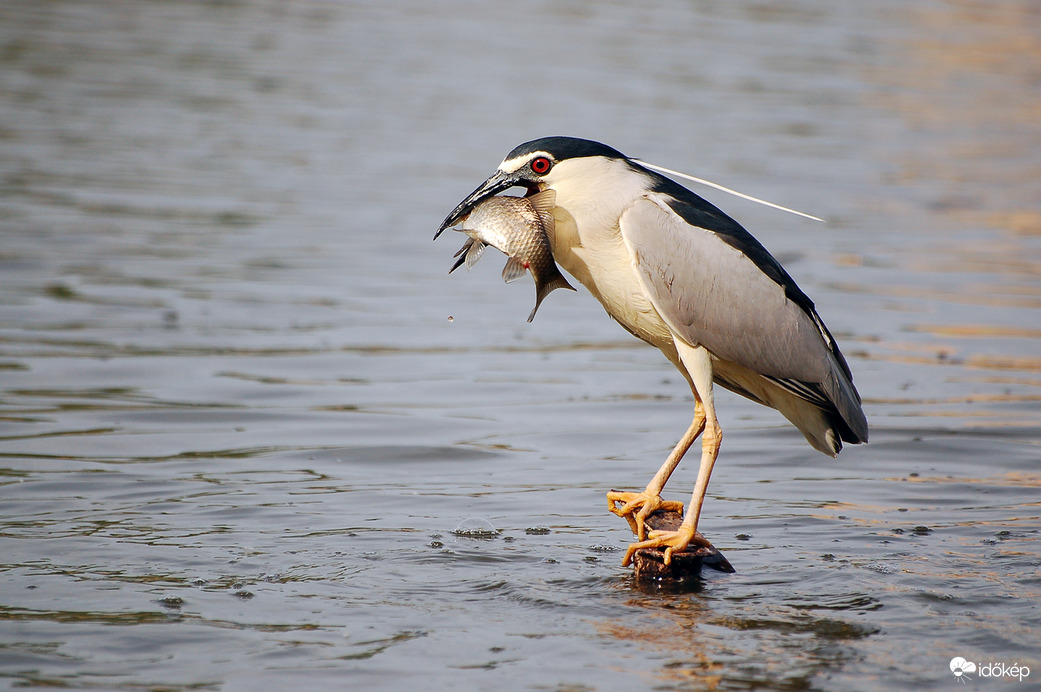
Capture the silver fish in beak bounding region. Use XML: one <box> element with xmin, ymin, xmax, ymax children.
<box><xmin>443</xmin><ymin>190</ymin><xmax>575</xmax><ymax>322</ymax></box>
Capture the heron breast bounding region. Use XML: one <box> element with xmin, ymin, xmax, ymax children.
<box><xmin>549</xmin><ymin>194</ymin><xmax>675</xmax><ymax>351</ymax></box>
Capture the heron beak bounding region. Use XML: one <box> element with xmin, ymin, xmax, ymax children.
<box><xmin>434</xmin><ymin>170</ymin><xmax>518</xmax><ymax>240</ymax></box>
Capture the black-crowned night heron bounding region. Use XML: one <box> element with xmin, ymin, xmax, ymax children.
<box><xmin>436</xmin><ymin>136</ymin><xmax>868</xmax><ymax>566</ymax></box>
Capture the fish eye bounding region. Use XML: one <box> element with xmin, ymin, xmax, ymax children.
<box><xmin>529</xmin><ymin>156</ymin><xmax>552</xmax><ymax>175</ymax></box>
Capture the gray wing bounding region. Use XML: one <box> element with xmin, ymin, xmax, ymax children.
<box><xmin>620</xmin><ymin>195</ymin><xmax>867</xmax><ymax>442</ymax></box>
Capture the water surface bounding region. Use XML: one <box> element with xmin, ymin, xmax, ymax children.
<box><xmin>1</xmin><ymin>1</ymin><xmax>1039</xmax><ymax>690</ymax></box>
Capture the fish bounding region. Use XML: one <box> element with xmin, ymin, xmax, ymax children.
<box><xmin>447</xmin><ymin>189</ymin><xmax>575</xmax><ymax>322</ymax></box>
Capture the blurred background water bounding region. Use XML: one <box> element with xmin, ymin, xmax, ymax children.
<box><xmin>1</xmin><ymin>1</ymin><xmax>1039</xmax><ymax>690</ymax></box>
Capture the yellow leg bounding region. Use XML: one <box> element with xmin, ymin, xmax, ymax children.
<box><xmin>620</xmin><ymin>341</ymin><xmax>722</xmax><ymax>567</ymax></box>
<box><xmin>607</xmin><ymin>404</ymin><xmax>704</xmax><ymax>538</ymax></box>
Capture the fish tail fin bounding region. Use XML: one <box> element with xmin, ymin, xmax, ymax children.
<box><xmin>527</xmin><ymin>273</ymin><xmax>576</xmax><ymax>322</ymax></box>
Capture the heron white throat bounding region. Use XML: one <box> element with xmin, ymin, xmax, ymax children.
<box><xmin>436</xmin><ymin>136</ymin><xmax>868</xmax><ymax>566</ymax></box>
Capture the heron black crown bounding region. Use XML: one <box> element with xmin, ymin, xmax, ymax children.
<box><xmin>507</xmin><ymin>136</ymin><xmax>627</xmax><ymax>163</ymax></box>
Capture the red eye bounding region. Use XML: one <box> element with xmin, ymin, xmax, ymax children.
<box><xmin>530</xmin><ymin>156</ymin><xmax>552</xmax><ymax>175</ymax></box>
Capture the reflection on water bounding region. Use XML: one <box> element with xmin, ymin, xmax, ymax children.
<box><xmin>2</xmin><ymin>0</ymin><xmax>1039</xmax><ymax>689</ymax></box>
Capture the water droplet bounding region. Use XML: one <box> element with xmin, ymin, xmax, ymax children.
<box><xmin>587</xmin><ymin>543</ymin><xmax>617</xmax><ymax>552</ymax></box>
<box><xmin>452</xmin><ymin>517</ymin><xmax>499</xmax><ymax>538</ymax></box>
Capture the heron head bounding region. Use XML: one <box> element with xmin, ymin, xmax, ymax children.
<box><xmin>434</xmin><ymin>137</ymin><xmax>628</xmax><ymax>239</ymax></box>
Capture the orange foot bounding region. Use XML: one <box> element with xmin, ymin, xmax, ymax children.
<box><xmin>606</xmin><ymin>490</ymin><xmax>684</xmax><ymax>540</ymax></box>
<box><xmin>621</xmin><ymin>523</ymin><xmax>712</xmax><ymax>567</ymax></box>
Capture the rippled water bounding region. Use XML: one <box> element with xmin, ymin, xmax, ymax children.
<box><xmin>2</xmin><ymin>1</ymin><xmax>1039</xmax><ymax>690</ymax></box>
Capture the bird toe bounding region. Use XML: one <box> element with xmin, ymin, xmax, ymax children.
<box><xmin>607</xmin><ymin>490</ymin><xmax>684</xmax><ymax>540</ymax></box>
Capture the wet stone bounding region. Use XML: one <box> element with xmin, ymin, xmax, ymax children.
<box><xmin>630</xmin><ymin>510</ymin><xmax>735</xmax><ymax>582</ymax></box>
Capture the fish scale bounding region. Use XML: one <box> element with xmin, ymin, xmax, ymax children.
<box><xmin>447</xmin><ymin>190</ymin><xmax>575</xmax><ymax>322</ymax></box>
